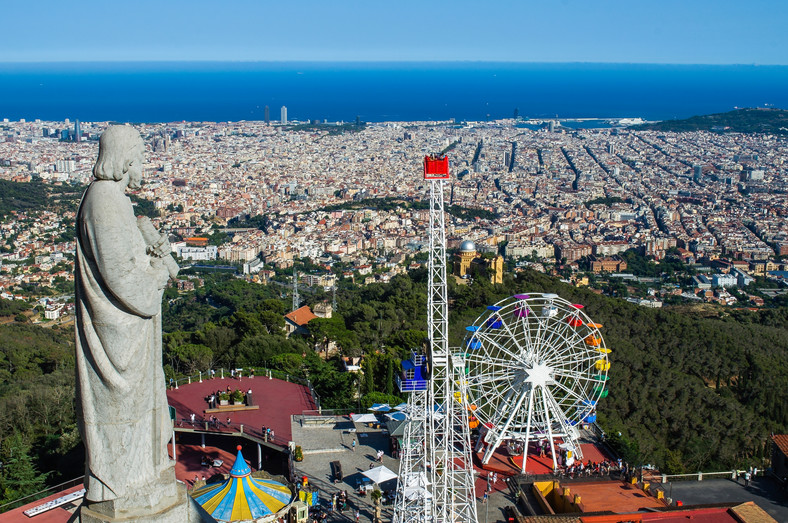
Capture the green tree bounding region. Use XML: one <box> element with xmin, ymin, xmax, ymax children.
<box><xmin>0</xmin><ymin>433</ymin><xmax>49</xmax><ymax>506</ymax></box>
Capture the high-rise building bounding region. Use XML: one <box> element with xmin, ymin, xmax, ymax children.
<box><xmin>264</xmin><ymin>105</ymin><xmax>270</xmax><ymax>125</ymax></box>
<box><xmin>75</xmin><ymin>120</ymin><xmax>81</xmax><ymax>142</ymax></box>
<box><xmin>280</xmin><ymin>106</ymin><xmax>287</xmax><ymax>125</ymax></box>
<box><xmin>693</xmin><ymin>165</ymin><xmax>703</xmax><ymax>184</ymax></box>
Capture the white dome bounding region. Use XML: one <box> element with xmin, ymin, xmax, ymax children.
<box><xmin>460</xmin><ymin>240</ymin><xmax>476</xmax><ymax>253</ymax></box>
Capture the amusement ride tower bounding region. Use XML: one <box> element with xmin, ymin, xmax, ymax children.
<box><xmin>394</xmin><ymin>156</ymin><xmax>478</xmax><ymax>523</ymax></box>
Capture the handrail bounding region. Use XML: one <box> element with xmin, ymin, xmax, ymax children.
<box><xmin>174</xmin><ymin>419</ymin><xmax>289</xmax><ymax>448</ymax></box>
<box><xmin>0</xmin><ymin>475</ymin><xmax>84</xmax><ymax>514</ymax></box>
<box><xmin>167</xmin><ymin>366</ymin><xmax>309</xmax><ymax>390</ymax></box>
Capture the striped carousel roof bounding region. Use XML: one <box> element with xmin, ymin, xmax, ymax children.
<box><xmin>192</xmin><ymin>446</ymin><xmax>293</xmax><ymax>522</ymax></box>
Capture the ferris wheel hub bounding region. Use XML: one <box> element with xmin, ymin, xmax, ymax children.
<box><xmin>524</xmin><ymin>362</ymin><xmax>555</xmax><ymax>387</ymax></box>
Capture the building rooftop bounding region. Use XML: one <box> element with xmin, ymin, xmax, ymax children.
<box><xmin>166</xmin><ymin>374</ymin><xmax>317</xmax><ymax>443</ymax></box>
<box><xmin>284</xmin><ymin>305</ymin><xmax>318</xmax><ymax>327</ymax></box>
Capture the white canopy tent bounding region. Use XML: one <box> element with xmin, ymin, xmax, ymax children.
<box><xmin>362</xmin><ymin>465</ymin><xmax>398</xmax><ymax>485</ymax></box>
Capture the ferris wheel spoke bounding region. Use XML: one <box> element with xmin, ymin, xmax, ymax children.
<box><xmin>466</xmin><ymin>350</ymin><xmax>522</xmax><ymax>373</ymax></box>
<box><xmin>552</xmin><ymin>367</ymin><xmax>593</xmax><ymax>382</ymax></box>
<box><xmin>473</xmin><ymin>330</ymin><xmax>524</xmax><ymax>363</ymax></box>
<box><xmin>539</xmin><ymin>322</ymin><xmax>582</xmax><ymax>358</ymax></box>
<box><xmin>488</xmin><ymin>382</ymin><xmax>531</xmax><ymax>428</ymax></box>
<box><xmin>547</xmin><ymin>346</ymin><xmax>598</xmax><ymax>367</ymax></box>
<box><xmin>496</xmin><ymin>314</ymin><xmax>530</xmax><ymax>360</ymax></box>
<box><xmin>542</xmin><ymin>332</ymin><xmax>596</xmax><ymax>363</ymax></box>
<box><xmin>549</xmin><ymin>379</ymin><xmax>588</xmax><ymax>406</ymax></box>
<box><xmin>511</xmin><ymin>311</ymin><xmax>535</xmax><ymax>355</ymax></box>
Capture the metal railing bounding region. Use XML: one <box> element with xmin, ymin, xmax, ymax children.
<box><xmin>174</xmin><ymin>418</ymin><xmax>289</xmax><ymax>447</ymax></box>
<box><xmin>301</xmin><ymin>408</ymin><xmax>355</xmax><ymax>417</ymax></box>
<box><xmin>0</xmin><ymin>475</ymin><xmax>84</xmax><ymax>514</ymax></box>
<box><xmin>657</xmin><ymin>470</ymin><xmax>740</xmax><ymax>483</ymax></box>
<box><xmin>167</xmin><ymin>366</ymin><xmax>311</xmax><ymax>391</ymax></box>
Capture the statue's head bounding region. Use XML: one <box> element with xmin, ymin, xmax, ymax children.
<box><xmin>93</xmin><ymin>126</ymin><xmax>145</xmax><ymax>189</ymax></box>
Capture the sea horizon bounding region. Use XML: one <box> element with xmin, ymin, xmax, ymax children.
<box><xmin>1</xmin><ymin>61</ymin><xmax>787</xmax><ymax>124</ymax></box>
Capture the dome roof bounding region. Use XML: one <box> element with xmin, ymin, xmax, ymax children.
<box><xmin>460</xmin><ymin>240</ymin><xmax>476</xmax><ymax>253</ymax></box>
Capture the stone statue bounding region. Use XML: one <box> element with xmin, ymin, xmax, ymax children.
<box><xmin>75</xmin><ymin>126</ymin><xmax>209</xmax><ymax>522</ymax></box>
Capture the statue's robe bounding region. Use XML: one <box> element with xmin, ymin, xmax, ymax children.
<box><xmin>75</xmin><ymin>180</ymin><xmax>171</xmax><ymax>502</ymax></box>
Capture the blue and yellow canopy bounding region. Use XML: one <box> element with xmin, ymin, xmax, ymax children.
<box><xmin>192</xmin><ymin>446</ymin><xmax>293</xmax><ymax>522</ymax></box>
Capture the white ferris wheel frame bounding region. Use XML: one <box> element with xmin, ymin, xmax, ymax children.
<box><xmin>463</xmin><ymin>292</ymin><xmax>610</xmax><ymax>472</ymax></box>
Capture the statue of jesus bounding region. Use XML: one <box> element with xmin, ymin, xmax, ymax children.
<box><xmin>75</xmin><ymin>125</ymin><xmax>178</xmax><ymax>512</ymax></box>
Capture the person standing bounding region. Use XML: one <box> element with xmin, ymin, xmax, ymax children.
<box><xmin>352</xmin><ymin>439</ymin><xmax>356</xmax><ymax>452</ymax></box>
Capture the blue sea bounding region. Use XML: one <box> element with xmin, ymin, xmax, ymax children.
<box><xmin>0</xmin><ymin>62</ymin><xmax>787</xmax><ymax>124</ymax></box>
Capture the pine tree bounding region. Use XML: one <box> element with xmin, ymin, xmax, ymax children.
<box><xmin>0</xmin><ymin>433</ymin><xmax>48</xmax><ymax>507</ymax></box>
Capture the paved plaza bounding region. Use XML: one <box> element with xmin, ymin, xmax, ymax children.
<box><xmin>291</xmin><ymin>415</ymin><xmax>519</xmax><ymax>522</ymax></box>
<box><xmin>667</xmin><ymin>476</ymin><xmax>788</xmax><ymax>523</ymax></box>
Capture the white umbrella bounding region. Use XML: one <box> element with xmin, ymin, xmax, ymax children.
<box><xmin>362</xmin><ymin>465</ymin><xmax>398</xmax><ymax>484</ymax></box>
<box><xmin>392</xmin><ymin>403</ymin><xmax>409</xmax><ymax>411</ymax></box>
<box><xmin>369</xmin><ymin>403</ymin><xmax>391</xmax><ymax>412</ymax></box>
<box><xmin>351</xmin><ymin>413</ymin><xmax>379</xmax><ymax>423</ymax></box>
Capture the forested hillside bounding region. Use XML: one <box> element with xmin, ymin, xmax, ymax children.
<box><xmin>0</xmin><ymin>324</ymin><xmax>79</xmax><ymax>509</ymax></box>
<box><xmin>164</xmin><ymin>269</ymin><xmax>788</xmax><ymax>472</ymax></box>
<box><xmin>1</xmin><ymin>268</ymin><xmax>786</xmax><ymax>509</ymax></box>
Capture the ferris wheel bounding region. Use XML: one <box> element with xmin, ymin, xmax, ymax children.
<box><xmin>462</xmin><ymin>293</ymin><xmax>610</xmax><ymax>472</ymax></box>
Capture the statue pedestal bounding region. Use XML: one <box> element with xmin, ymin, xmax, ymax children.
<box><xmin>76</xmin><ymin>470</ymin><xmax>215</xmax><ymax>523</ymax></box>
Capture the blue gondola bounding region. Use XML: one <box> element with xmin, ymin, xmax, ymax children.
<box><xmin>487</xmin><ymin>305</ymin><xmax>502</xmax><ymax>312</ymax></box>
<box><xmin>398</xmin><ymin>351</ymin><xmax>428</xmax><ymax>392</ymax></box>
<box><xmin>466</xmin><ymin>337</ymin><xmax>482</xmax><ymax>350</ymax></box>
<box><xmin>486</xmin><ymin>316</ymin><xmax>503</xmax><ymax>329</ymax></box>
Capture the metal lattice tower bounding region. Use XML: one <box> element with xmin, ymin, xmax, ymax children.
<box><xmin>425</xmin><ymin>156</ymin><xmax>478</xmax><ymax>523</ymax></box>
<box><xmin>292</xmin><ymin>267</ymin><xmax>299</xmax><ymax>311</ymax></box>
<box><xmin>395</xmin><ymin>156</ymin><xmax>478</xmax><ymax>523</ymax></box>
<box><xmin>394</xmin><ymin>365</ymin><xmax>432</xmax><ymax>523</ymax></box>
<box><xmin>332</xmin><ymin>285</ymin><xmax>337</xmax><ymax>312</ymax></box>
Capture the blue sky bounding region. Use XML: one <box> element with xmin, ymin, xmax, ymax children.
<box><xmin>2</xmin><ymin>0</ymin><xmax>786</xmax><ymax>64</ymax></box>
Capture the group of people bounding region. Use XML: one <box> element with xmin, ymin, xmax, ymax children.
<box><xmin>204</xmin><ymin>415</ymin><xmax>232</xmax><ymax>428</ymax></box>
<box><xmin>331</xmin><ymin>490</ymin><xmax>350</xmax><ymax>513</ymax></box>
<box><xmin>740</xmin><ymin>466</ymin><xmax>758</xmax><ymax>487</ymax></box>
<box><xmin>205</xmin><ymin>387</ymin><xmax>254</xmax><ymax>409</ymax></box>
<box><xmin>230</xmin><ymin>368</ymin><xmax>255</xmax><ymax>380</ymax></box>
<box><xmin>561</xmin><ymin>459</ymin><xmax>616</xmax><ymax>478</ymax></box>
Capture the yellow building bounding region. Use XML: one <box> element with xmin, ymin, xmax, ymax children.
<box><xmin>453</xmin><ymin>240</ymin><xmax>504</xmax><ymax>284</ymax></box>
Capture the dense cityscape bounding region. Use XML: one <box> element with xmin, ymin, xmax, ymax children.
<box><xmin>1</xmin><ymin>116</ymin><xmax>787</xmax><ymax>316</ymax></box>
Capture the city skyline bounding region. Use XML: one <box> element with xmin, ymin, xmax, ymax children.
<box><xmin>1</xmin><ymin>0</ymin><xmax>787</xmax><ymax>65</ymax></box>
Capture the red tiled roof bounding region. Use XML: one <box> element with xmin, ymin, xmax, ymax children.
<box><xmin>284</xmin><ymin>305</ymin><xmax>317</xmax><ymax>327</ymax></box>
<box><xmin>772</xmin><ymin>434</ymin><xmax>788</xmax><ymax>456</ymax></box>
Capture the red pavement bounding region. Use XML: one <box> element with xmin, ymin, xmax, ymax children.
<box><xmin>166</xmin><ymin>374</ymin><xmax>316</xmax><ymax>443</ymax></box>
<box><xmin>473</xmin><ymin>441</ymin><xmax>616</xmax><ymax>498</ymax></box>
<box><xmin>0</xmin><ymin>485</ymin><xmax>83</xmax><ymax>523</ymax></box>
<box><xmin>169</xmin><ymin>443</ymin><xmax>237</xmax><ymax>487</ymax></box>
